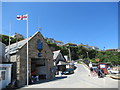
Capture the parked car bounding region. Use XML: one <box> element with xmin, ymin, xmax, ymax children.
<box><xmin>63</xmin><ymin>68</ymin><xmax>74</xmax><ymax>75</ymax></box>
<box><xmin>108</xmin><ymin>70</ymin><xmax>120</xmax><ymax>74</ymax></box>
<box><xmin>62</xmin><ymin>71</ymin><xmax>70</xmax><ymax>75</ymax></box>
<box><xmin>110</xmin><ymin>74</ymin><xmax>120</xmax><ymax>80</ymax></box>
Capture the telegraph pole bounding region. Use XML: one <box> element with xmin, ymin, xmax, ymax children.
<box><xmin>86</xmin><ymin>52</ymin><xmax>89</xmax><ymax>58</ymax></box>
<box><xmin>68</xmin><ymin>47</ymin><xmax>71</xmax><ymax>61</ymax></box>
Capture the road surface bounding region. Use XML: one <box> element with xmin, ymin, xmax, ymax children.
<box><xmin>23</xmin><ymin>64</ymin><xmax>119</xmax><ymax>88</ymax></box>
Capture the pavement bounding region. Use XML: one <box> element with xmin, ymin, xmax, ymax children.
<box><xmin>21</xmin><ymin>63</ymin><xmax>119</xmax><ymax>88</ymax></box>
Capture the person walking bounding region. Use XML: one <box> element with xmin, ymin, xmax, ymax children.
<box><xmin>97</xmin><ymin>68</ymin><xmax>105</xmax><ymax>78</ymax></box>
<box><xmin>89</xmin><ymin>62</ymin><xmax>94</xmax><ymax>76</ymax></box>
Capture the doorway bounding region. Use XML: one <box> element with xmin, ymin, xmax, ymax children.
<box><xmin>0</xmin><ymin>64</ymin><xmax>12</xmax><ymax>89</ymax></box>
<box><xmin>31</xmin><ymin>58</ymin><xmax>47</xmax><ymax>80</ymax></box>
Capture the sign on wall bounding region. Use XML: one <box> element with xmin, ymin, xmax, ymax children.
<box><xmin>38</xmin><ymin>53</ymin><xmax>42</xmax><ymax>57</ymax></box>
<box><xmin>37</xmin><ymin>40</ymin><xmax>43</xmax><ymax>50</ymax></box>
<box><xmin>100</xmin><ymin>64</ymin><xmax>106</xmax><ymax>69</ymax></box>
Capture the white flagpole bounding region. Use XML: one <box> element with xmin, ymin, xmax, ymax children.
<box><xmin>9</xmin><ymin>21</ymin><xmax>11</xmax><ymax>61</ymax></box>
<box><xmin>26</xmin><ymin>14</ymin><xmax>29</xmax><ymax>86</ymax></box>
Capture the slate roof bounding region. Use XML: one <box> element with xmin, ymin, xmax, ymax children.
<box><xmin>57</xmin><ymin>61</ymin><xmax>68</xmax><ymax>65</ymax></box>
<box><xmin>5</xmin><ymin>31</ymin><xmax>39</xmax><ymax>55</ymax></box>
<box><xmin>53</xmin><ymin>50</ymin><xmax>67</xmax><ymax>65</ymax></box>
<box><xmin>53</xmin><ymin>50</ymin><xmax>61</xmax><ymax>60</ymax></box>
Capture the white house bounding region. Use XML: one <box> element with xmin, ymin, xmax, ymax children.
<box><xmin>0</xmin><ymin>42</ymin><xmax>12</xmax><ymax>89</ymax></box>
<box><xmin>0</xmin><ymin>64</ymin><xmax>12</xmax><ymax>89</ymax></box>
<box><xmin>53</xmin><ymin>50</ymin><xmax>67</xmax><ymax>73</ymax></box>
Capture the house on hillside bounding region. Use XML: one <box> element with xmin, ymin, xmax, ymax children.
<box><xmin>45</xmin><ymin>38</ymin><xmax>64</xmax><ymax>46</ymax></box>
<box><xmin>106</xmin><ymin>49</ymin><xmax>119</xmax><ymax>52</ymax></box>
<box><xmin>78</xmin><ymin>44</ymin><xmax>100</xmax><ymax>51</ymax></box>
<box><xmin>12</xmin><ymin>33</ymin><xmax>24</xmax><ymax>40</ymax></box>
<box><xmin>89</xmin><ymin>46</ymin><xmax>99</xmax><ymax>51</ymax></box>
<box><xmin>54</xmin><ymin>40</ymin><xmax>64</xmax><ymax>46</ymax></box>
<box><xmin>64</xmin><ymin>43</ymin><xmax>77</xmax><ymax>47</ymax></box>
<box><xmin>45</xmin><ymin>38</ymin><xmax>55</xmax><ymax>43</ymax></box>
<box><xmin>53</xmin><ymin>50</ymin><xmax>67</xmax><ymax>74</ymax></box>
<box><xmin>5</xmin><ymin>31</ymin><xmax>55</xmax><ymax>87</ymax></box>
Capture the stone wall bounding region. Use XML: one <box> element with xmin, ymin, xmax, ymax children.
<box><xmin>0</xmin><ymin>42</ymin><xmax>6</xmax><ymax>62</ymax></box>
<box><xmin>15</xmin><ymin>32</ymin><xmax>54</xmax><ymax>87</ymax></box>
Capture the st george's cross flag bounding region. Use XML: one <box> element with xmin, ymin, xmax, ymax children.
<box><xmin>17</xmin><ymin>14</ymin><xmax>28</xmax><ymax>20</ymax></box>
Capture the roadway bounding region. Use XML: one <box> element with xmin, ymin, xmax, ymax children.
<box><xmin>23</xmin><ymin>63</ymin><xmax>119</xmax><ymax>88</ymax></box>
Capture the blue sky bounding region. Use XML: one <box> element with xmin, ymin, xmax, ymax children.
<box><xmin>2</xmin><ymin>2</ymin><xmax>118</xmax><ymax>50</ymax></box>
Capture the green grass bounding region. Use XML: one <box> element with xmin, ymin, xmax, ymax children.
<box><xmin>77</xmin><ymin>61</ymin><xmax>82</xmax><ymax>64</ymax></box>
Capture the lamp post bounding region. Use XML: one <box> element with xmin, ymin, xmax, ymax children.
<box><xmin>68</xmin><ymin>47</ymin><xmax>71</xmax><ymax>61</ymax></box>
<box><xmin>86</xmin><ymin>52</ymin><xmax>89</xmax><ymax>58</ymax></box>
<box><xmin>103</xmin><ymin>46</ymin><xmax>105</xmax><ymax>51</ymax></box>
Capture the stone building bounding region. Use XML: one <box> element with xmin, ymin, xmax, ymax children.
<box><xmin>5</xmin><ymin>31</ymin><xmax>55</xmax><ymax>87</ymax></box>
<box><xmin>12</xmin><ymin>33</ymin><xmax>24</xmax><ymax>40</ymax></box>
<box><xmin>0</xmin><ymin>42</ymin><xmax>6</xmax><ymax>62</ymax></box>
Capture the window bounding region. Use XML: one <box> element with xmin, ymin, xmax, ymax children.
<box><xmin>1</xmin><ymin>71</ymin><xmax>6</xmax><ymax>80</ymax></box>
<box><xmin>37</xmin><ymin>40</ymin><xmax>43</xmax><ymax>50</ymax></box>
<box><xmin>0</xmin><ymin>67</ymin><xmax>6</xmax><ymax>70</ymax></box>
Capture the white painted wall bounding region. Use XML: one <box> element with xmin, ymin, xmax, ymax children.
<box><xmin>64</xmin><ymin>56</ymin><xmax>68</xmax><ymax>61</ymax></box>
<box><xmin>0</xmin><ymin>64</ymin><xmax>12</xmax><ymax>89</ymax></box>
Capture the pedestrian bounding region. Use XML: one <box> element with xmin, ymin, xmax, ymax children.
<box><xmin>89</xmin><ymin>67</ymin><xmax>94</xmax><ymax>76</ymax></box>
<box><xmin>107</xmin><ymin>66</ymin><xmax>111</xmax><ymax>70</ymax></box>
<box><xmin>92</xmin><ymin>67</ymin><xmax>97</xmax><ymax>76</ymax></box>
<box><xmin>59</xmin><ymin>71</ymin><xmax>62</xmax><ymax>77</ymax></box>
<box><xmin>88</xmin><ymin>62</ymin><xmax>94</xmax><ymax>76</ymax></box>
<box><xmin>98</xmin><ymin>69</ymin><xmax>105</xmax><ymax>78</ymax></box>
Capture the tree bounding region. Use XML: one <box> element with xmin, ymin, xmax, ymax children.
<box><xmin>60</xmin><ymin>46</ymin><xmax>69</xmax><ymax>55</ymax></box>
<box><xmin>77</xmin><ymin>46</ymin><xmax>90</xmax><ymax>59</ymax></box>
<box><xmin>70</xmin><ymin>46</ymin><xmax>79</xmax><ymax>60</ymax></box>
<box><xmin>95</xmin><ymin>51</ymin><xmax>119</xmax><ymax>65</ymax></box>
<box><xmin>1</xmin><ymin>34</ymin><xmax>24</xmax><ymax>46</ymax></box>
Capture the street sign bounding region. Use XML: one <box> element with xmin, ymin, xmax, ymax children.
<box><xmin>96</xmin><ymin>58</ymin><xmax>100</xmax><ymax>62</ymax></box>
<box><xmin>98</xmin><ymin>63</ymin><xmax>108</xmax><ymax>75</ymax></box>
<box><xmin>38</xmin><ymin>53</ymin><xmax>42</xmax><ymax>57</ymax></box>
<box><xmin>100</xmin><ymin>64</ymin><xmax>105</xmax><ymax>69</ymax></box>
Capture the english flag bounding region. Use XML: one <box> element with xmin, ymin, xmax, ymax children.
<box><xmin>17</xmin><ymin>14</ymin><xmax>28</xmax><ymax>20</ymax></box>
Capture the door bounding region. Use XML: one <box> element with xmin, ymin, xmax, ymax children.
<box><xmin>0</xmin><ymin>64</ymin><xmax>12</xmax><ymax>89</ymax></box>
<box><xmin>0</xmin><ymin>70</ymin><xmax>6</xmax><ymax>89</ymax></box>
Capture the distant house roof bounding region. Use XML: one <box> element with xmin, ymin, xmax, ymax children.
<box><xmin>55</xmin><ymin>40</ymin><xmax>63</xmax><ymax>43</ymax></box>
<box><xmin>12</xmin><ymin>33</ymin><xmax>24</xmax><ymax>39</ymax></box>
<box><xmin>64</xmin><ymin>43</ymin><xmax>77</xmax><ymax>46</ymax></box>
<box><xmin>106</xmin><ymin>49</ymin><xmax>118</xmax><ymax>52</ymax></box>
<box><xmin>78</xmin><ymin>44</ymin><xmax>88</xmax><ymax>46</ymax></box>
<box><xmin>5</xmin><ymin>31</ymin><xmax>40</xmax><ymax>55</ymax></box>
